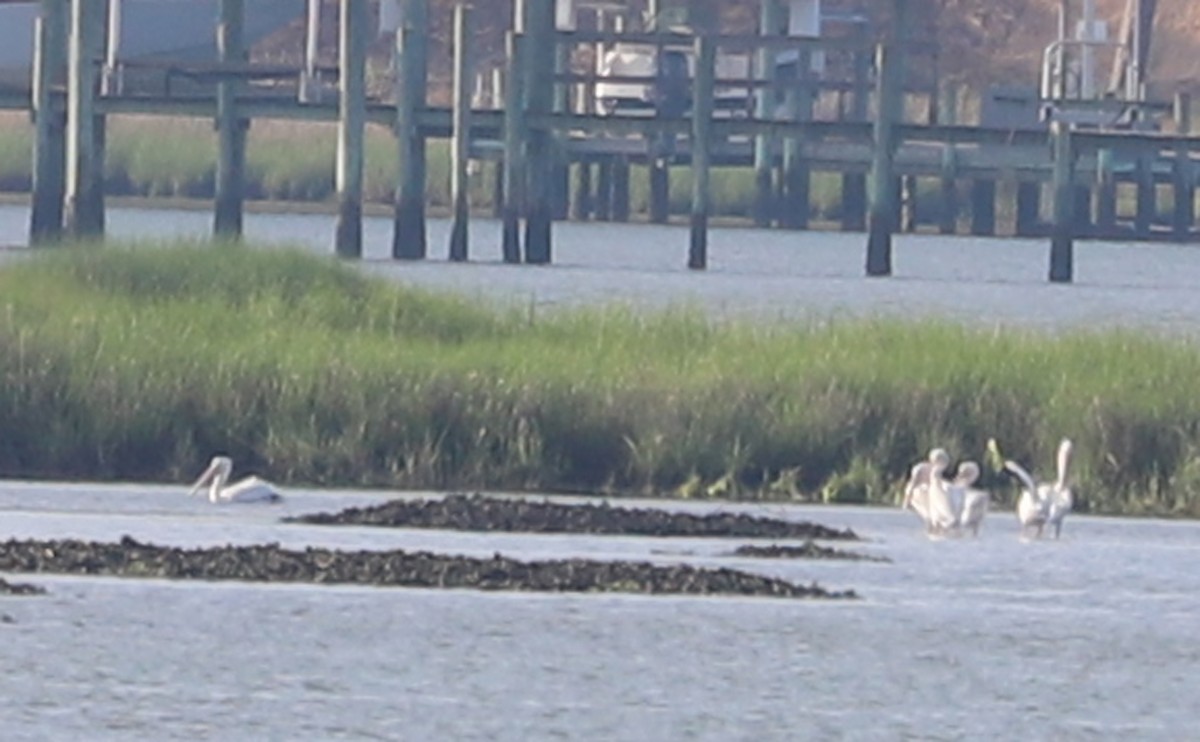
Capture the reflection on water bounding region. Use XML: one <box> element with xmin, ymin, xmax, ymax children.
<box><xmin>2</xmin><ymin>482</ymin><xmax>1199</xmax><ymax>739</ymax></box>
<box><xmin>5</xmin><ymin>202</ymin><xmax>1200</xmax><ymax>333</ymax></box>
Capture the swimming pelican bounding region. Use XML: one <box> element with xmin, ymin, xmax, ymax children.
<box><xmin>902</xmin><ymin>448</ymin><xmax>950</xmax><ymax>532</ymax></box>
<box><xmin>950</xmin><ymin>461</ymin><xmax>989</xmax><ymax>536</ymax></box>
<box><xmin>1003</xmin><ymin>443</ymin><xmax>1068</xmax><ymax>539</ymax></box>
<box><xmin>188</xmin><ymin>456</ymin><xmax>284</xmax><ymax>504</ymax></box>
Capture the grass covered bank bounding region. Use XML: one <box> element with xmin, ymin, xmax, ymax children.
<box><xmin>2</xmin><ymin>242</ymin><xmax>1200</xmax><ymax>517</ymax></box>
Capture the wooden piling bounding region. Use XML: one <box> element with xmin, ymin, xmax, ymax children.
<box><xmin>1095</xmin><ymin>148</ymin><xmax>1116</xmax><ymax>234</ymax></box>
<box><xmin>214</xmin><ymin>0</ymin><xmax>246</xmax><ymax>241</ymax></box>
<box><xmin>501</xmin><ymin>31</ymin><xmax>524</xmax><ymax>262</ymax></box>
<box><xmin>448</xmin><ymin>2</ymin><xmax>471</xmax><ymax>261</ymax></box>
<box><xmin>65</xmin><ymin>0</ymin><xmax>104</xmax><ymax>238</ymax></box>
<box><xmin>648</xmin><ymin>159</ymin><xmax>669</xmax><ymax>223</ymax></box>
<box><xmin>1173</xmin><ymin>92</ymin><xmax>1193</xmax><ymax>241</ymax></box>
<box><xmin>520</xmin><ymin>0</ymin><xmax>555</xmax><ymax>264</ymax></box>
<box><xmin>938</xmin><ymin>144</ymin><xmax>958</xmax><ymax>235</ymax></box>
<box><xmin>30</xmin><ymin>0</ymin><xmax>68</xmax><ymax>245</ymax></box>
<box><xmin>688</xmin><ymin>36</ymin><xmax>715</xmax><ymax>271</ymax></box>
<box><xmin>393</xmin><ymin>0</ymin><xmax>429</xmax><ymax>260</ymax></box>
<box><xmin>611</xmin><ymin>157</ymin><xmax>630</xmax><ymax>222</ymax></box>
<box><xmin>865</xmin><ymin>42</ymin><xmax>901</xmax><ymax>276</ymax></box>
<box><xmin>840</xmin><ymin>41</ymin><xmax>870</xmax><ymax>231</ymax></box>
<box><xmin>752</xmin><ymin>0</ymin><xmax>783</xmax><ymax>227</ymax></box>
<box><xmin>936</xmin><ymin>84</ymin><xmax>958</xmax><ymax>235</ymax></box>
<box><xmin>1015</xmin><ymin>181</ymin><xmax>1041</xmax><ymax>236</ymax></box>
<box><xmin>595</xmin><ymin>158</ymin><xmax>613</xmax><ymax>221</ymax></box>
<box><xmin>969</xmin><ymin>180</ymin><xmax>996</xmax><ymax>236</ymax></box>
<box><xmin>1134</xmin><ymin>153</ymin><xmax>1155</xmax><ymax>240</ymax></box>
<box><xmin>570</xmin><ymin>161</ymin><xmax>592</xmax><ymax>221</ymax></box>
<box><xmin>780</xmin><ymin>69</ymin><xmax>812</xmax><ymax>230</ymax></box>
<box><xmin>334</xmin><ymin>0</ymin><xmax>367</xmax><ymax>258</ymax></box>
<box><xmin>1049</xmin><ymin>121</ymin><xmax>1074</xmax><ymax>283</ymax></box>
<box><xmin>900</xmin><ymin>175</ymin><xmax>918</xmax><ymax>233</ymax></box>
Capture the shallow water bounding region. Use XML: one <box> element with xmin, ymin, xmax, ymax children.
<box><xmin>2</xmin><ymin>482</ymin><xmax>1199</xmax><ymax>740</ymax></box>
<box><xmin>6</xmin><ymin>202</ymin><xmax>1200</xmax><ymax>334</ymax></box>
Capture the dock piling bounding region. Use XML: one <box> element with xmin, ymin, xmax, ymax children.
<box><xmin>30</xmin><ymin>0</ymin><xmax>68</xmax><ymax>245</ymax></box>
<box><xmin>865</xmin><ymin>41</ymin><xmax>901</xmax><ymax>276</ymax></box>
<box><xmin>1173</xmin><ymin>92</ymin><xmax>1194</xmax><ymax>241</ymax></box>
<box><xmin>64</xmin><ymin>0</ymin><xmax>104</xmax><ymax>239</ymax></box>
<box><xmin>214</xmin><ymin>0</ymin><xmax>246</xmax><ymax>241</ymax></box>
<box><xmin>1049</xmin><ymin>121</ymin><xmax>1075</xmax><ymax>283</ymax></box>
<box><xmin>501</xmin><ymin>31</ymin><xmax>525</xmax><ymax>262</ymax></box>
<box><xmin>393</xmin><ymin>0</ymin><xmax>429</xmax><ymax>259</ymax></box>
<box><xmin>688</xmin><ymin>36</ymin><xmax>715</xmax><ymax>271</ymax></box>
<box><xmin>448</xmin><ymin>2</ymin><xmax>472</xmax><ymax>261</ymax></box>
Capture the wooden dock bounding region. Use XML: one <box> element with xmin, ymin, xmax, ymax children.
<box><xmin>4</xmin><ymin>0</ymin><xmax>1200</xmax><ymax>283</ymax></box>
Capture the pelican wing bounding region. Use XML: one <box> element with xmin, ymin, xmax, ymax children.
<box><xmin>1002</xmin><ymin>460</ymin><xmax>1038</xmax><ymax>494</ymax></box>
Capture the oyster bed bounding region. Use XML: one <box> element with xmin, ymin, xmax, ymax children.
<box><xmin>0</xmin><ymin>536</ymin><xmax>856</xmax><ymax>599</ymax></box>
<box><xmin>288</xmin><ymin>494</ymin><xmax>858</xmax><ymax>541</ymax></box>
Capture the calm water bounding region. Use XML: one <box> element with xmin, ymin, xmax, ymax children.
<box><xmin>3</xmin><ymin>206</ymin><xmax>1200</xmax><ymax>738</ymax></box>
<box><xmin>5</xmin><ymin>202</ymin><xmax>1200</xmax><ymax>332</ymax></box>
<box><xmin>2</xmin><ymin>482</ymin><xmax>1199</xmax><ymax>740</ymax></box>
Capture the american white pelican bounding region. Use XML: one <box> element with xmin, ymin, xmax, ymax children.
<box><xmin>1004</xmin><ymin>458</ymin><xmax>1047</xmax><ymax>537</ymax></box>
<box><xmin>924</xmin><ymin>453</ymin><xmax>960</xmax><ymax>536</ymax></box>
<box><xmin>188</xmin><ymin>456</ymin><xmax>284</xmax><ymax>504</ymax></box>
<box><xmin>1003</xmin><ymin>440</ymin><xmax>1075</xmax><ymax>539</ymax></box>
<box><xmin>1044</xmin><ymin>439</ymin><xmax>1074</xmax><ymax>539</ymax></box>
<box><xmin>902</xmin><ymin>448</ymin><xmax>949</xmax><ymax>531</ymax></box>
<box><xmin>950</xmin><ymin>461</ymin><xmax>989</xmax><ymax>536</ymax></box>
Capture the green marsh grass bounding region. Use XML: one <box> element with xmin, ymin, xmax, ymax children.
<box><xmin>2</xmin><ymin>241</ymin><xmax>1200</xmax><ymax>516</ymax></box>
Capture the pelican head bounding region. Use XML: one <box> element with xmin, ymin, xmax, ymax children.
<box><xmin>928</xmin><ymin>448</ymin><xmax>950</xmax><ymax>476</ymax></box>
<box><xmin>954</xmin><ymin>461</ymin><xmax>981</xmax><ymax>487</ymax></box>
<box><xmin>188</xmin><ymin>455</ymin><xmax>233</xmax><ymax>503</ymax></box>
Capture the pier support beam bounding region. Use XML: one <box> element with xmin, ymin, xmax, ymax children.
<box><xmin>1015</xmin><ymin>181</ymin><xmax>1041</xmax><ymax>237</ymax></box>
<box><xmin>65</xmin><ymin>0</ymin><xmax>104</xmax><ymax>239</ymax></box>
<box><xmin>780</xmin><ymin>67</ymin><xmax>813</xmax><ymax>230</ymax></box>
<box><xmin>1173</xmin><ymin>93</ymin><xmax>1194</xmax><ymax>241</ymax></box>
<box><xmin>570</xmin><ymin>161</ymin><xmax>592</xmax><ymax>221</ymax></box>
<box><xmin>520</xmin><ymin>0</ymin><xmax>555</xmax><ymax>264</ymax></box>
<box><xmin>393</xmin><ymin>0</ymin><xmax>429</xmax><ymax>259</ymax></box>
<box><xmin>688</xmin><ymin>36</ymin><xmax>715</xmax><ymax>270</ymax></box>
<box><xmin>448</xmin><ymin>2</ymin><xmax>471</xmax><ymax>261</ymax></box>
<box><xmin>1049</xmin><ymin>121</ymin><xmax>1075</xmax><ymax>283</ymax></box>
<box><xmin>752</xmin><ymin>0</ymin><xmax>784</xmax><ymax>227</ymax></box>
<box><xmin>648</xmin><ymin>159</ymin><xmax>669</xmax><ymax>223</ymax></box>
<box><xmin>969</xmin><ymin>179</ymin><xmax>996</xmax><ymax>236</ymax></box>
<box><xmin>501</xmin><ymin>31</ymin><xmax>524</xmax><ymax>262</ymax></box>
<box><xmin>1134</xmin><ymin>154</ymin><xmax>1155</xmax><ymax>240</ymax></box>
<box><xmin>335</xmin><ymin>0</ymin><xmax>367</xmax><ymax>257</ymax></box>
<box><xmin>30</xmin><ymin>0</ymin><xmax>68</xmax><ymax>245</ymax></box>
<box><xmin>214</xmin><ymin>0</ymin><xmax>246</xmax><ymax>241</ymax></box>
<box><xmin>841</xmin><ymin>41</ymin><xmax>870</xmax><ymax>231</ymax></box>
<box><xmin>1095</xmin><ymin>148</ymin><xmax>1116</xmax><ymax>235</ymax></box>
<box><xmin>865</xmin><ymin>40</ymin><xmax>902</xmax><ymax>276</ymax></box>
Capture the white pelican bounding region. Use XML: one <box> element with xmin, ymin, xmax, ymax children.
<box><xmin>188</xmin><ymin>456</ymin><xmax>284</xmax><ymax>504</ymax></box>
<box><xmin>924</xmin><ymin>453</ymin><xmax>960</xmax><ymax>537</ymax></box>
<box><xmin>902</xmin><ymin>448</ymin><xmax>950</xmax><ymax>532</ymax></box>
<box><xmin>1003</xmin><ymin>440</ymin><xmax>1074</xmax><ymax>539</ymax></box>
<box><xmin>950</xmin><ymin>461</ymin><xmax>989</xmax><ymax>536</ymax></box>
<box><xmin>1044</xmin><ymin>439</ymin><xmax>1074</xmax><ymax>539</ymax></box>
